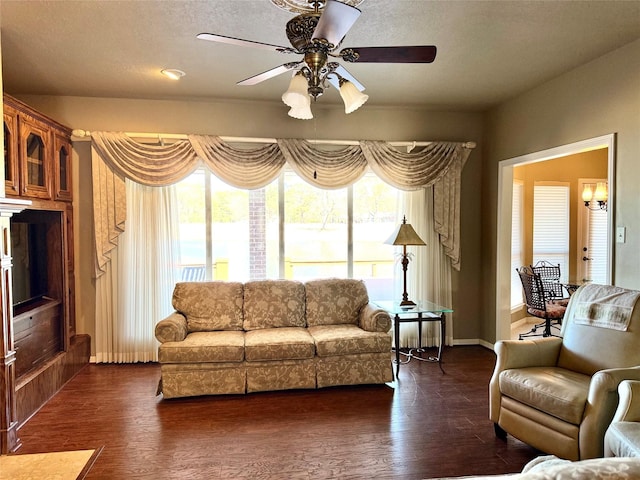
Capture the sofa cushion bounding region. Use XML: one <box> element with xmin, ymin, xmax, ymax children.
<box><xmin>243</xmin><ymin>280</ymin><xmax>306</xmax><ymax>331</ymax></box>
<box><xmin>499</xmin><ymin>367</ymin><xmax>590</xmax><ymax>425</ymax></box>
<box><xmin>605</xmin><ymin>421</ymin><xmax>640</xmax><ymax>457</ymax></box>
<box><xmin>158</xmin><ymin>331</ymin><xmax>245</xmax><ymax>363</ymax></box>
<box><xmin>245</xmin><ymin>327</ymin><xmax>315</xmax><ymax>362</ymax></box>
<box><xmin>309</xmin><ymin>324</ymin><xmax>391</xmax><ymax>357</ymax></box>
<box><xmin>172</xmin><ymin>282</ymin><xmax>244</xmax><ymax>332</ymax></box>
<box><xmin>305</xmin><ymin>278</ymin><xmax>369</xmax><ymax>327</ymax></box>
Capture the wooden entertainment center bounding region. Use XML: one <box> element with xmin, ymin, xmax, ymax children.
<box><xmin>0</xmin><ymin>94</ymin><xmax>90</xmax><ymax>453</ymax></box>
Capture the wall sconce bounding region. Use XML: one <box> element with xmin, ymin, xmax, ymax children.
<box><xmin>582</xmin><ymin>182</ymin><xmax>608</xmax><ymax>211</ymax></box>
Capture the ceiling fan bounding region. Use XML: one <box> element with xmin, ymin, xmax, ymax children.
<box><xmin>197</xmin><ymin>0</ymin><xmax>437</xmax><ymax>119</ymax></box>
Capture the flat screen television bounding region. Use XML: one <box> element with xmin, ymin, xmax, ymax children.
<box><xmin>10</xmin><ymin>217</ymin><xmax>49</xmax><ymax>309</ymax></box>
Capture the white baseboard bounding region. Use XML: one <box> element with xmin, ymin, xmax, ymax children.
<box><xmin>453</xmin><ymin>338</ymin><xmax>495</xmax><ymax>350</ymax></box>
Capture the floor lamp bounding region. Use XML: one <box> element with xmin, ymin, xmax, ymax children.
<box><xmin>385</xmin><ymin>216</ymin><xmax>426</xmax><ymax>307</ymax></box>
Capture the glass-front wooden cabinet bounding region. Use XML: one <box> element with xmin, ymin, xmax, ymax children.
<box><xmin>19</xmin><ymin>115</ymin><xmax>52</xmax><ymax>199</ymax></box>
<box><xmin>3</xmin><ymin>104</ymin><xmax>20</xmax><ymax>196</ymax></box>
<box><xmin>3</xmin><ymin>95</ymin><xmax>72</xmax><ymax>203</ymax></box>
<box><xmin>54</xmin><ymin>132</ymin><xmax>72</xmax><ymax>201</ymax></box>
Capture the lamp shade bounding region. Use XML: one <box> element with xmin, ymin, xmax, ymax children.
<box><xmin>594</xmin><ymin>182</ymin><xmax>608</xmax><ymax>202</ymax></box>
<box><xmin>339</xmin><ymin>78</ymin><xmax>368</xmax><ymax>114</ymax></box>
<box><xmin>582</xmin><ymin>185</ymin><xmax>593</xmax><ymax>202</ymax></box>
<box><xmin>385</xmin><ymin>216</ymin><xmax>426</xmax><ymax>246</ymax></box>
<box><xmin>287</xmin><ymin>102</ymin><xmax>313</xmax><ymax>120</ymax></box>
<box><xmin>282</xmin><ymin>72</ymin><xmax>310</xmax><ymax>108</ymax></box>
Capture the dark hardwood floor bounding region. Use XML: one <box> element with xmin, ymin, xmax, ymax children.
<box><xmin>15</xmin><ymin>346</ymin><xmax>540</xmax><ymax>479</ymax></box>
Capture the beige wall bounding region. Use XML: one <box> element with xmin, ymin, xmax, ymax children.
<box><xmin>11</xmin><ymin>95</ymin><xmax>484</xmax><ymax>350</ymax></box>
<box><xmin>484</xmin><ymin>39</ymin><xmax>640</xmax><ymax>342</ymax></box>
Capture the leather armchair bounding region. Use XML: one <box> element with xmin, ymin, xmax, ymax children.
<box><xmin>490</xmin><ymin>284</ymin><xmax>640</xmax><ymax>461</ymax></box>
<box><xmin>604</xmin><ymin>379</ymin><xmax>640</xmax><ymax>457</ymax></box>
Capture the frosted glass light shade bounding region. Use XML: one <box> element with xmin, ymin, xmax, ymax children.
<box><xmin>288</xmin><ymin>102</ymin><xmax>313</xmax><ymax>120</ymax></box>
<box><xmin>594</xmin><ymin>182</ymin><xmax>608</xmax><ymax>202</ymax></box>
<box><xmin>339</xmin><ymin>79</ymin><xmax>368</xmax><ymax>114</ymax></box>
<box><xmin>582</xmin><ymin>185</ymin><xmax>593</xmax><ymax>202</ymax></box>
<box><xmin>282</xmin><ymin>72</ymin><xmax>310</xmax><ymax>108</ymax></box>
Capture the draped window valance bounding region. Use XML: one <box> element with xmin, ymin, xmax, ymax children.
<box><xmin>91</xmin><ymin>132</ymin><xmax>472</xmax><ymax>276</ymax></box>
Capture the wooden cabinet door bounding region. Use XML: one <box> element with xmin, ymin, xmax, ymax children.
<box><xmin>54</xmin><ymin>131</ymin><xmax>72</xmax><ymax>201</ymax></box>
<box><xmin>18</xmin><ymin>114</ymin><xmax>52</xmax><ymax>199</ymax></box>
<box><xmin>3</xmin><ymin>105</ymin><xmax>20</xmax><ymax>196</ymax></box>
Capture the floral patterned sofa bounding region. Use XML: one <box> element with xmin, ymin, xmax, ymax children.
<box><xmin>428</xmin><ymin>455</ymin><xmax>640</xmax><ymax>479</ymax></box>
<box><xmin>155</xmin><ymin>278</ymin><xmax>393</xmax><ymax>398</ymax></box>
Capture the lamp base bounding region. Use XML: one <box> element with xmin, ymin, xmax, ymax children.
<box><xmin>400</xmin><ymin>299</ymin><xmax>416</xmax><ymax>307</ymax></box>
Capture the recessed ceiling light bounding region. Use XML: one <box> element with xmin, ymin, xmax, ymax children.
<box><xmin>161</xmin><ymin>69</ymin><xmax>186</xmax><ymax>80</ymax></box>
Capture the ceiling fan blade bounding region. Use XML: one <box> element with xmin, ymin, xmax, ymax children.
<box><xmin>341</xmin><ymin>45</ymin><xmax>437</xmax><ymax>63</ymax></box>
<box><xmin>237</xmin><ymin>62</ymin><xmax>303</xmax><ymax>86</ymax></box>
<box><xmin>327</xmin><ymin>65</ymin><xmax>365</xmax><ymax>91</ymax></box>
<box><xmin>311</xmin><ymin>0</ymin><xmax>361</xmax><ymax>48</ymax></box>
<box><xmin>197</xmin><ymin>33</ymin><xmax>296</xmax><ymax>54</ymax></box>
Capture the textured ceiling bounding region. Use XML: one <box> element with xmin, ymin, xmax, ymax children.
<box><xmin>1</xmin><ymin>0</ymin><xmax>639</xmax><ymax>112</ymax></box>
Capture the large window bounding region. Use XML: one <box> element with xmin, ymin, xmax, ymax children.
<box><xmin>175</xmin><ymin>167</ymin><xmax>398</xmax><ymax>295</ymax></box>
<box><xmin>533</xmin><ymin>183</ymin><xmax>570</xmax><ymax>282</ymax></box>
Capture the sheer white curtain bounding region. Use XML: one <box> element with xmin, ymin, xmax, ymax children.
<box><xmin>394</xmin><ymin>187</ymin><xmax>453</xmax><ymax>348</ymax></box>
<box><xmin>95</xmin><ymin>179</ymin><xmax>180</xmax><ymax>363</ymax></box>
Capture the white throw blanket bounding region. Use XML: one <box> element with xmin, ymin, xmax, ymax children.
<box><xmin>574</xmin><ymin>283</ymin><xmax>640</xmax><ymax>331</ymax></box>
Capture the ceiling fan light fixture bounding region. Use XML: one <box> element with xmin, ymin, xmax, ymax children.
<box><xmin>282</xmin><ymin>71</ymin><xmax>310</xmax><ymax>108</ymax></box>
<box><xmin>160</xmin><ymin>69</ymin><xmax>186</xmax><ymax>80</ymax></box>
<box><xmin>288</xmin><ymin>102</ymin><xmax>313</xmax><ymax>120</ymax></box>
<box><xmin>339</xmin><ymin>78</ymin><xmax>368</xmax><ymax>114</ymax></box>
<box><xmin>199</xmin><ymin>0</ymin><xmax>437</xmax><ymax>119</ymax></box>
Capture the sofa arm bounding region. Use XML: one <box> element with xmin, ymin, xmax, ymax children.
<box><xmin>359</xmin><ymin>303</ymin><xmax>391</xmax><ymax>332</ymax></box>
<box><xmin>614</xmin><ymin>380</ymin><xmax>640</xmax><ymax>422</ymax></box>
<box><xmin>155</xmin><ymin>312</ymin><xmax>188</xmax><ymax>343</ymax></box>
<box><xmin>489</xmin><ymin>337</ymin><xmax>563</xmax><ymax>422</ymax></box>
<box><xmin>579</xmin><ymin>366</ymin><xmax>640</xmax><ymax>459</ymax></box>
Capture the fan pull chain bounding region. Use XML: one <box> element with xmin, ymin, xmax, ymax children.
<box><xmin>313</xmin><ymin>113</ymin><xmax>318</xmax><ymax>180</ymax></box>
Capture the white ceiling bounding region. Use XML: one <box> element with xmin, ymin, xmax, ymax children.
<box><xmin>1</xmin><ymin>0</ymin><xmax>639</xmax><ymax>112</ymax></box>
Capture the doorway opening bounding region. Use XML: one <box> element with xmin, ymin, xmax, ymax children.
<box><xmin>495</xmin><ymin>134</ymin><xmax>615</xmax><ymax>342</ymax></box>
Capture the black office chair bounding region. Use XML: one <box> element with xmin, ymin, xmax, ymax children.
<box><xmin>517</xmin><ymin>265</ymin><xmax>567</xmax><ymax>339</ymax></box>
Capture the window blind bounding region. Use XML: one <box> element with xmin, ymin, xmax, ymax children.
<box><xmin>533</xmin><ymin>184</ymin><xmax>569</xmax><ymax>282</ymax></box>
<box><xmin>511</xmin><ymin>181</ymin><xmax>524</xmax><ymax>308</ymax></box>
<box><xmin>586</xmin><ymin>208</ymin><xmax>608</xmax><ymax>283</ymax></box>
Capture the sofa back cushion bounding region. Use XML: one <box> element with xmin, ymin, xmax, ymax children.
<box><xmin>305</xmin><ymin>278</ymin><xmax>369</xmax><ymax>327</ymax></box>
<box><xmin>243</xmin><ymin>280</ymin><xmax>306</xmax><ymax>330</ymax></box>
<box><xmin>172</xmin><ymin>282</ymin><xmax>244</xmax><ymax>332</ymax></box>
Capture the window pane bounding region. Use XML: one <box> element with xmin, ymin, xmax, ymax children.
<box><xmin>284</xmin><ymin>171</ymin><xmax>347</xmax><ymax>280</ymax></box>
<box><xmin>176</xmin><ymin>169</ymin><xmax>278</xmax><ymax>282</ymax></box>
<box><xmin>353</xmin><ymin>172</ymin><xmax>397</xmax><ymax>300</ymax></box>
<box><xmin>533</xmin><ymin>184</ymin><xmax>570</xmax><ymax>282</ymax></box>
<box><xmin>176</xmin><ymin>169</ymin><xmax>206</xmax><ymax>280</ymax></box>
<box><xmin>211</xmin><ymin>176</ymin><xmax>250</xmax><ymax>281</ymax></box>
<box><xmin>264</xmin><ymin>179</ymin><xmax>280</xmax><ymax>279</ymax></box>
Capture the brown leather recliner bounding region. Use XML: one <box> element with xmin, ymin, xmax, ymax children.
<box><xmin>490</xmin><ymin>284</ymin><xmax>640</xmax><ymax>460</ymax></box>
